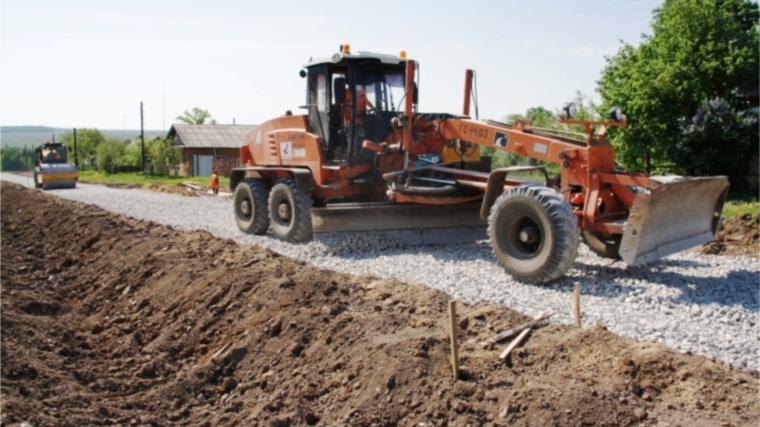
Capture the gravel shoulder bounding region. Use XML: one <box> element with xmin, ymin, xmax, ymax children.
<box><xmin>2</xmin><ymin>172</ymin><xmax>758</xmax><ymax>371</ymax></box>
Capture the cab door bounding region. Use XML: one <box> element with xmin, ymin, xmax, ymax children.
<box><xmin>307</xmin><ymin>65</ymin><xmax>330</xmax><ymax>151</ymax></box>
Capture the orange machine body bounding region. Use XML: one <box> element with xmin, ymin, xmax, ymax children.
<box><xmin>231</xmin><ymin>49</ymin><xmax>718</xmax><ymax>239</ymax></box>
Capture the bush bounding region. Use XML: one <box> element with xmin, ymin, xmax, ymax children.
<box><xmin>1</xmin><ymin>146</ymin><xmax>33</xmax><ymax>171</ymax></box>
<box><xmin>147</xmin><ymin>138</ymin><xmax>182</xmax><ymax>175</ymax></box>
<box><xmin>672</xmin><ymin>99</ymin><xmax>759</xmax><ymax>178</ymax></box>
<box><xmin>95</xmin><ymin>139</ymin><xmax>127</xmax><ymax>173</ymax></box>
<box><xmin>123</xmin><ymin>143</ymin><xmax>143</xmax><ymax>168</ymax></box>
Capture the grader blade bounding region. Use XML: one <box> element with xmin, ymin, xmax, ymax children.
<box><xmin>619</xmin><ymin>176</ymin><xmax>729</xmax><ymax>265</ymax></box>
<box><xmin>311</xmin><ymin>202</ymin><xmax>487</xmax><ymax>245</ymax></box>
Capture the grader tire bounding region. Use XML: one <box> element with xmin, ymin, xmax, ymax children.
<box><xmin>234</xmin><ymin>178</ymin><xmax>270</xmax><ymax>234</ymax></box>
<box><xmin>581</xmin><ymin>230</ymin><xmax>622</xmax><ymax>260</ymax></box>
<box><xmin>488</xmin><ymin>184</ymin><xmax>580</xmax><ymax>284</ymax></box>
<box><xmin>268</xmin><ymin>178</ymin><xmax>313</xmax><ymax>243</ymax></box>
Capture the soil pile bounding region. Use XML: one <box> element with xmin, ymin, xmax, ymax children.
<box><xmin>1</xmin><ymin>181</ymin><xmax>757</xmax><ymax>427</ymax></box>
<box><xmin>702</xmin><ymin>214</ymin><xmax>759</xmax><ymax>257</ymax></box>
<box><xmin>78</xmin><ymin>180</ymin><xmax>200</xmax><ymax>197</ymax></box>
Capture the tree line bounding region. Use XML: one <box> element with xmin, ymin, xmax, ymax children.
<box><xmin>0</xmin><ymin>129</ymin><xmax>182</xmax><ymax>174</ymax></box>
<box><xmin>1</xmin><ymin>108</ymin><xmax>218</xmax><ymax>173</ymax></box>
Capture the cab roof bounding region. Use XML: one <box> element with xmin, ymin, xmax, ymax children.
<box><xmin>303</xmin><ymin>51</ymin><xmax>407</xmax><ymax>68</ymax></box>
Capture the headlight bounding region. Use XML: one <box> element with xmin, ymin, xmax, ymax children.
<box><xmin>609</xmin><ymin>106</ymin><xmax>626</xmax><ymax>123</ymax></box>
<box><xmin>561</xmin><ymin>102</ymin><xmax>578</xmax><ymax>119</ymax></box>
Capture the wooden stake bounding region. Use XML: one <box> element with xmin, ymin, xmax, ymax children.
<box><xmin>499</xmin><ymin>328</ymin><xmax>531</xmax><ymax>360</ymax></box>
<box><xmin>574</xmin><ymin>282</ymin><xmax>582</xmax><ymax>329</ymax></box>
<box><xmin>448</xmin><ymin>300</ymin><xmax>460</xmax><ymax>380</ymax></box>
<box><xmin>480</xmin><ymin>310</ymin><xmax>557</xmax><ymax>348</ymax></box>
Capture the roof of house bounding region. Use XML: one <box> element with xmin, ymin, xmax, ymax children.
<box><xmin>166</xmin><ymin>124</ymin><xmax>258</xmax><ymax>149</ymax></box>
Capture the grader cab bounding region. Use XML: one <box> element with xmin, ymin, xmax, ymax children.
<box><xmin>229</xmin><ymin>46</ymin><xmax>728</xmax><ymax>284</ymax></box>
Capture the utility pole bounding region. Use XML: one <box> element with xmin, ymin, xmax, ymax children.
<box><xmin>163</xmin><ymin>79</ymin><xmax>166</xmax><ymax>134</ymax></box>
<box><xmin>140</xmin><ymin>102</ymin><xmax>146</xmax><ymax>176</ymax></box>
<box><xmin>73</xmin><ymin>128</ymin><xmax>79</xmax><ymax>168</ymax></box>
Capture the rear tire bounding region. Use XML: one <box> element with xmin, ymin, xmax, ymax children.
<box><xmin>488</xmin><ymin>184</ymin><xmax>580</xmax><ymax>284</ymax></box>
<box><xmin>234</xmin><ymin>178</ymin><xmax>269</xmax><ymax>234</ymax></box>
<box><xmin>268</xmin><ymin>178</ymin><xmax>313</xmax><ymax>242</ymax></box>
<box><xmin>581</xmin><ymin>230</ymin><xmax>622</xmax><ymax>260</ymax></box>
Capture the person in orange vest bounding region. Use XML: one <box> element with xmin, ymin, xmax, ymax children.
<box><xmin>344</xmin><ymin>86</ymin><xmax>375</xmax><ymax>126</ymax></box>
<box><xmin>210</xmin><ymin>170</ymin><xmax>219</xmax><ymax>195</ymax></box>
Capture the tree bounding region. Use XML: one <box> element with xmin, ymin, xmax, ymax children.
<box><xmin>176</xmin><ymin>108</ymin><xmax>217</xmax><ymax>125</ymax></box>
<box><xmin>597</xmin><ymin>0</ymin><xmax>759</xmax><ymax>175</ymax></box>
<box><xmin>0</xmin><ymin>146</ymin><xmax>33</xmax><ymax>171</ymax></box>
<box><xmin>123</xmin><ymin>143</ymin><xmax>143</xmax><ymax>167</ymax></box>
<box><xmin>147</xmin><ymin>138</ymin><xmax>182</xmax><ymax>174</ymax></box>
<box><xmin>95</xmin><ymin>138</ymin><xmax>128</xmax><ymax>173</ymax></box>
<box><xmin>60</xmin><ymin>128</ymin><xmax>107</xmax><ymax>167</ymax></box>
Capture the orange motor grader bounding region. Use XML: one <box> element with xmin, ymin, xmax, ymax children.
<box><xmin>229</xmin><ymin>45</ymin><xmax>729</xmax><ymax>284</ymax></box>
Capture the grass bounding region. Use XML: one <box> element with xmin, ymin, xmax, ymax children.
<box><xmin>78</xmin><ymin>171</ymin><xmax>229</xmax><ymax>187</ymax></box>
<box><xmin>723</xmin><ymin>192</ymin><xmax>759</xmax><ymax>218</ymax></box>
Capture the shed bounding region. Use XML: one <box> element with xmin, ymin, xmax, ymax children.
<box><xmin>166</xmin><ymin>124</ymin><xmax>257</xmax><ymax>177</ymax></box>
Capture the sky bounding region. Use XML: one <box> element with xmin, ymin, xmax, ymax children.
<box><xmin>1</xmin><ymin>0</ymin><xmax>664</xmax><ymax>133</ymax></box>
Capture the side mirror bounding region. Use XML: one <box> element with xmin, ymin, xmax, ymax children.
<box><xmin>299</xmin><ymin>69</ymin><xmax>307</xmax><ymax>78</ymax></box>
<box><xmin>413</xmin><ymin>82</ymin><xmax>418</xmax><ymax>105</ymax></box>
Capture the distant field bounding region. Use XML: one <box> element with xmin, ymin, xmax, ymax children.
<box><xmin>0</xmin><ymin>127</ymin><xmax>166</xmax><ymax>148</ymax></box>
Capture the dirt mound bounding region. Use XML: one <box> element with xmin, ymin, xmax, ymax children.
<box><xmin>701</xmin><ymin>214</ymin><xmax>759</xmax><ymax>257</ymax></box>
<box><xmin>1</xmin><ymin>181</ymin><xmax>757</xmax><ymax>427</ymax></box>
<box><xmin>78</xmin><ymin>180</ymin><xmax>199</xmax><ymax>197</ymax></box>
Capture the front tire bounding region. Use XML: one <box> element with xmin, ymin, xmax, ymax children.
<box><xmin>33</xmin><ymin>171</ymin><xmax>42</xmax><ymax>189</ymax></box>
<box><xmin>488</xmin><ymin>184</ymin><xmax>580</xmax><ymax>284</ymax></box>
<box><xmin>268</xmin><ymin>178</ymin><xmax>313</xmax><ymax>242</ymax></box>
<box><xmin>233</xmin><ymin>178</ymin><xmax>269</xmax><ymax>234</ymax></box>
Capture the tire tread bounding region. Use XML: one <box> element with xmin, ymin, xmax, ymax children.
<box><xmin>488</xmin><ymin>184</ymin><xmax>580</xmax><ymax>284</ymax></box>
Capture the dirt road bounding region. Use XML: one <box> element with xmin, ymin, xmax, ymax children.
<box><xmin>1</xmin><ymin>181</ymin><xmax>757</xmax><ymax>426</ymax></box>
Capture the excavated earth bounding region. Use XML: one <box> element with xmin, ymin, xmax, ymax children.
<box><xmin>1</xmin><ymin>181</ymin><xmax>758</xmax><ymax>427</ymax></box>
<box><xmin>701</xmin><ymin>214</ymin><xmax>759</xmax><ymax>258</ymax></box>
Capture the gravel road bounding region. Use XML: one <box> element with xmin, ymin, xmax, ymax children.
<box><xmin>3</xmin><ymin>173</ymin><xmax>758</xmax><ymax>370</ymax></box>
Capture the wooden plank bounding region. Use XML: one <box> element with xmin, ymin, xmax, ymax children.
<box><xmin>479</xmin><ymin>310</ymin><xmax>557</xmax><ymax>348</ymax></box>
<box><xmin>499</xmin><ymin>328</ymin><xmax>531</xmax><ymax>360</ymax></box>
<box><xmin>448</xmin><ymin>300</ymin><xmax>460</xmax><ymax>380</ymax></box>
<box><xmin>211</xmin><ymin>342</ymin><xmax>230</xmax><ymax>360</ymax></box>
